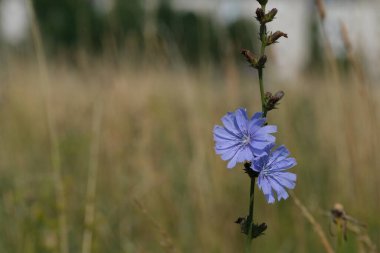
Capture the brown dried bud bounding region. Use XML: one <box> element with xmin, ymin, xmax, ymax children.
<box><xmin>255</xmin><ymin>8</ymin><xmax>265</xmax><ymax>23</ymax></box>
<box><xmin>256</xmin><ymin>8</ymin><xmax>277</xmax><ymax>24</ymax></box>
<box><xmin>265</xmin><ymin>91</ymin><xmax>285</xmax><ymax>111</ymax></box>
<box><xmin>331</xmin><ymin>203</ymin><xmax>345</xmax><ymax>219</ymax></box>
<box><xmin>267</xmin><ymin>31</ymin><xmax>288</xmax><ymax>45</ymax></box>
<box><xmin>265</xmin><ymin>8</ymin><xmax>278</xmax><ymax>23</ymax></box>
<box><xmin>273</xmin><ymin>91</ymin><xmax>285</xmax><ymax>101</ymax></box>
<box><xmin>241</xmin><ymin>49</ymin><xmax>258</xmax><ymax>67</ymax></box>
<box><xmin>257</xmin><ymin>55</ymin><xmax>267</xmax><ymax>68</ymax></box>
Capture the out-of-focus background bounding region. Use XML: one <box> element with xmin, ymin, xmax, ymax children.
<box><xmin>0</xmin><ymin>0</ymin><xmax>379</xmax><ymax>252</ymax></box>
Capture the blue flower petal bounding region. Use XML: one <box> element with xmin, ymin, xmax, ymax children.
<box><xmin>234</xmin><ymin>108</ymin><xmax>249</xmax><ymax>133</ymax></box>
<box><xmin>258</xmin><ymin>176</ymin><xmax>272</xmax><ymax>195</ymax></box>
<box><xmin>271</xmin><ymin>158</ymin><xmax>297</xmax><ymax>171</ymax></box>
<box><xmin>236</xmin><ymin>147</ymin><xmax>254</xmax><ymax>163</ymax></box>
<box><xmin>221</xmin><ymin>113</ymin><xmax>240</xmax><ymax>135</ymax></box>
<box><xmin>213</xmin><ymin>109</ymin><xmax>276</xmax><ymax>169</ymax></box>
<box><xmin>213</xmin><ymin>126</ymin><xmax>236</xmax><ymax>141</ymax></box>
<box><xmin>255</xmin><ymin>125</ymin><xmax>277</xmax><ymax>135</ymax></box>
<box><xmin>249</xmin><ymin>118</ymin><xmax>267</xmax><ymax>133</ymax></box>
<box><xmin>268</xmin><ymin>178</ymin><xmax>289</xmax><ymax>201</ymax></box>
<box><xmin>272</xmin><ymin>172</ymin><xmax>296</xmax><ymax>189</ymax></box>
<box><xmin>227</xmin><ymin>151</ymin><xmax>240</xmax><ymax>169</ymax></box>
<box><xmin>265</xmin><ymin>193</ymin><xmax>275</xmax><ymax>204</ymax></box>
<box><xmin>250</xmin><ymin>112</ymin><xmax>263</xmax><ymax>121</ymax></box>
<box><xmin>251</xmin><ymin>145</ymin><xmax>297</xmax><ymax>203</ymax></box>
<box><xmin>268</xmin><ymin>145</ymin><xmax>290</xmax><ymax>164</ymax></box>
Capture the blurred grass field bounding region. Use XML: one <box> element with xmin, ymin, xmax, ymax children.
<box><xmin>0</xmin><ymin>55</ymin><xmax>379</xmax><ymax>252</ymax></box>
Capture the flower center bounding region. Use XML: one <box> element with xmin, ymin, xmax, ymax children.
<box><xmin>261</xmin><ymin>166</ymin><xmax>270</xmax><ymax>176</ymax></box>
<box><xmin>241</xmin><ymin>134</ymin><xmax>250</xmax><ymax>145</ymax></box>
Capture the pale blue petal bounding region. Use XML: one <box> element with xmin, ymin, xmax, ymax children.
<box><xmin>253</xmin><ymin>134</ymin><xmax>276</xmax><ymax>144</ymax></box>
<box><xmin>219</xmin><ymin>146</ymin><xmax>240</xmax><ymax>160</ymax></box>
<box><xmin>268</xmin><ymin>145</ymin><xmax>290</xmax><ymax>164</ymax></box>
<box><xmin>221</xmin><ymin>113</ymin><xmax>240</xmax><ymax>135</ymax></box>
<box><xmin>249</xmin><ymin>118</ymin><xmax>266</xmax><ymax>133</ymax></box>
<box><xmin>270</xmin><ymin>158</ymin><xmax>297</xmax><ymax>171</ymax></box>
<box><xmin>258</xmin><ymin>176</ymin><xmax>272</xmax><ymax>196</ymax></box>
<box><xmin>252</xmin><ymin>154</ymin><xmax>269</xmax><ymax>172</ymax></box>
<box><xmin>215</xmin><ymin>140</ymin><xmax>240</xmax><ymax>151</ymax></box>
<box><xmin>227</xmin><ymin>152</ymin><xmax>240</xmax><ymax>169</ymax></box>
<box><xmin>255</xmin><ymin>125</ymin><xmax>277</xmax><ymax>135</ymax></box>
<box><xmin>213</xmin><ymin>126</ymin><xmax>236</xmax><ymax>141</ymax></box>
<box><xmin>268</xmin><ymin>177</ymin><xmax>289</xmax><ymax>201</ymax></box>
<box><xmin>234</xmin><ymin>108</ymin><xmax>249</xmax><ymax>133</ymax></box>
<box><xmin>265</xmin><ymin>193</ymin><xmax>275</xmax><ymax>204</ymax></box>
<box><xmin>236</xmin><ymin>147</ymin><xmax>253</xmax><ymax>163</ymax></box>
<box><xmin>250</xmin><ymin>112</ymin><xmax>263</xmax><ymax>121</ymax></box>
<box><xmin>272</xmin><ymin>172</ymin><xmax>296</xmax><ymax>189</ymax></box>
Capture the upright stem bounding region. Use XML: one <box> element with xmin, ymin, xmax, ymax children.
<box><xmin>259</xmin><ymin>69</ymin><xmax>266</xmax><ymax>116</ymax></box>
<box><xmin>246</xmin><ymin>3</ymin><xmax>268</xmax><ymax>251</ymax></box>
<box><xmin>245</xmin><ymin>177</ymin><xmax>256</xmax><ymax>252</ymax></box>
<box><xmin>336</xmin><ymin>220</ymin><xmax>344</xmax><ymax>253</ymax></box>
<box><xmin>258</xmin><ymin>14</ymin><xmax>267</xmax><ymax>116</ymax></box>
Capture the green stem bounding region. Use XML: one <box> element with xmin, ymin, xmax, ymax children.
<box><xmin>259</xmin><ymin>68</ymin><xmax>266</xmax><ymax>116</ymax></box>
<box><xmin>245</xmin><ymin>3</ymin><xmax>268</xmax><ymax>251</ymax></box>
<box><xmin>258</xmin><ymin>19</ymin><xmax>267</xmax><ymax>116</ymax></box>
<box><xmin>245</xmin><ymin>177</ymin><xmax>256</xmax><ymax>252</ymax></box>
<box><xmin>336</xmin><ymin>221</ymin><xmax>344</xmax><ymax>253</ymax></box>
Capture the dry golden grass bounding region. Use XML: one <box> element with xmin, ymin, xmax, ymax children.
<box><xmin>0</xmin><ymin>58</ymin><xmax>379</xmax><ymax>252</ymax></box>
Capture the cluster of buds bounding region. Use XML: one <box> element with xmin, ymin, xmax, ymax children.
<box><xmin>241</xmin><ymin>49</ymin><xmax>267</xmax><ymax>69</ymax></box>
<box><xmin>235</xmin><ymin>216</ymin><xmax>267</xmax><ymax>239</ymax></box>
<box><xmin>256</xmin><ymin>8</ymin><xmax>278</xmax><ymax>24</ymax></box>
<box><xmin>256</xmin><ymin>7</ymin><xmax>288</xmax><ymax>46</ymax></box>
<box><xmin>242</xmin><ymin>4</ymin><xmax>288</xmax><ymax>71</ymax></box>
<box><xmin>264</xmin><ymin>91</ymin><xmax>285</xmax><ymax>112</ymax></box>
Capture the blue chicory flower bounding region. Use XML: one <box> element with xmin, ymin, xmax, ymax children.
<box><xmin>213</xmin><ymin>108</ymin><xmax>277</xmax><ymax>169</ymax></box>
<box><xmin>251</xmin><ymin>144</ymin><xmax>297</xmax><ymax>203</ymax></box>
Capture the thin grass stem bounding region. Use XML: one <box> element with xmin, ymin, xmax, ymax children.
<box><xmin>25</xmin><ymin>1</ymin><xmax>69</xmax><ymax>253</ymax></box>
<box><xmin>245</xmin><ymin>177</ymin><xmax>256</xmax><ymax>252</ymax></box>
<box><xmin>81</xmin><ymin>100</ymin><xmax>103</xmax><ymax>253</ymax></box>
<box><xmin>291</xmin><ymin>193</ymin><xmax>335</xmax><ymax>253</ymax></box>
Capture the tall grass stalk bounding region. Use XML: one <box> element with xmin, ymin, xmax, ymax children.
<box><xmin>81</xmin><ymin>101</ymin><xmax>103</xmax><ymax>253</ymax></box>
<box><xmin>314</xmin><ymin>0</ymin><xmax>339</xmax><ymax>81</ymax></box>
<box><xmin>291</xmin><ymin>193</ymin><xmax>335</xmax><ymax>253</ymax></box>
<box><xmin>25</xmin><ymin>1</ymin><xmax>69</xmax><ymax>253</ymax></box>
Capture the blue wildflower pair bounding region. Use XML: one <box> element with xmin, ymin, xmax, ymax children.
<box><xmin>213</xmin><ymin>108</ymin><xmax>297</xmax><ymax>203</ymax></box>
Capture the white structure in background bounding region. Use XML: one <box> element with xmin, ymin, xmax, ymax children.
<box><xmin>174</xmin><ymin>0</ymin><xmax>380</xmax><ymax>81</ymax></box>
<box><xmin>0</xmin><ymin>0</ymin><xmax>28</xmax><ymax>45</ymax></box>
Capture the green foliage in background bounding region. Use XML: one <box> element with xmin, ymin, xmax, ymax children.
<box><xmin>109</xmin><ymin>0</ymin><xmax>145</xmax><ymax>48</ymax></box>
<box><xmin>31</xmin><ymin>0</ymin><xmax>258</xmax><ymax>65</ymax></box>
<box><xmin>32</xmin><ymin>0</ymin><xmax>107</xmax><ymax>52</ymax></box>
<box><xmin>156</xmin><ymin>1</ymin><xmax>222</xmax><ymax>65</ymax></box>
<box><xmin>32</xmin><ymin>0</ymin><xmax>145</xmax><ymax>53</ymax></box>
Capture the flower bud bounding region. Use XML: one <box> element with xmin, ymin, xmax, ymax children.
<box><xmin>256</xmin><ymin>8</ymin><xmax>277</xmax><ymax>24</ymax></box>
<box><xmin>264</xmin><ymin>90</ymin><xmax>285</xmax><ymax>111</ymax></box>
<box><xmin>255</xmin><ymin>8</ymin><xmax>265</xmax><ymax>23</ymax></box>
<box><xmin>267</xmin><ymin>31</ymin><xmax>288</xmax><ymax>45</ymax></box>
<box><xmin>257</xmin><ymin>55</ymin><xmax>267</xmax><ymax>68</ymax></box>
<box><xmin>241</xmin><ymin>49</ymin><xmax>258</xmax><ymax>67</ymax></box>
<box><xmin>264</xmin><ymin>8</ymin><xmax>278</xmax><ymax>23</ymax></box>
